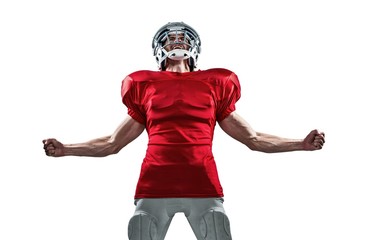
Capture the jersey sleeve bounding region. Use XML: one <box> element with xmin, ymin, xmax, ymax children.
<box><xmin>121</xmin><ymin>75</ymin><xmax>146</xmax><ymax>124</ymax></box>
<box><xmin>216</xmin><ymin>72</ymin><xmax>241</xmax><ymax>121</ymax></box>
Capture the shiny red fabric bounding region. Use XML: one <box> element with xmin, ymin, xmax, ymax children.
<box><xmin>121</xmin><ymin>68</ymin><xmax>241</xmax><ymax>198</ymax></box>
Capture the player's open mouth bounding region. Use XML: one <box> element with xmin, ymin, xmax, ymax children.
<box><xmin>173</xmin><ymin>45</ymin><xmax>184</xmax><ymax>49</ymax></box>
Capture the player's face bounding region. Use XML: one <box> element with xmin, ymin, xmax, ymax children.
<box><xmin>164</xmin><ymin>32</ymin><xmax>189</xmax><ymax>51</ymax></box>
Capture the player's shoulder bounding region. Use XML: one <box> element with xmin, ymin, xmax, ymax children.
<box><xmin>202</xmin><ymin>68</ymin><xmax>235</xmax><ymax>77</ymax></box>
<box><xmin>121</xmin><ymin>70</ymin><xmax>158</xmax><ymax>95</ymax></box>
<box><xmin>199</xmin><ymin>68</ymin><xmax>239</xmax><ymax>86</ymax></box>
<box><xmin>126</xmin><ymin>70</ymin><xmax>160</xmax><ymax>82</ymax></box>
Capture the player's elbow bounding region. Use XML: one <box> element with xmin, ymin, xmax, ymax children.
<box><xmin>246</xmin><ymin>137</ymin><xmax>261</xmax><ymax>151</ymax></box>
<box><xmin>108</xmin><ymin>142</ymin><xmax>123</xmax><ymax>155</ymax></box>
<box><xmin>246</xmin><ymin>137</ymin><xmax>274</xmax><ymax>153</ymax></box>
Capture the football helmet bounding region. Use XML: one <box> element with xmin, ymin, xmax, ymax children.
<box><xmin>152</xmin><ymin>22</ymin><xmax>201</xmax><ymax>71</ymax></box>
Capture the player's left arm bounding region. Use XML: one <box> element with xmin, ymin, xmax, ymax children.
<box><xmin>218</xmin><ymin>111</ymin><xmax>325</xmax><ymax>153</ymax></box>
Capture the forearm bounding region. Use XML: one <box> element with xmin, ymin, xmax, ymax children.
<box><xmin>63</xmin><ymin>136</ymin><xmax>119</xmax><ymax>157</ymax></box>
<box><xmin>247</xmin><ymin>133</ymin><xmax>304</xmax><ymax>153</ymax></box>
<box><xmin>219</xmin><ymin>112</ymin><xmax>304</xmax><ymax>153</ymax></box>
<box><xmin>44</xmin><ymin>116</ymin><xmax>145</xmax><ymax>158</ymax></box>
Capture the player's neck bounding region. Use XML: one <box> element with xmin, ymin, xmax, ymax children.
<box><xmin>165</xmin><ymin>60</ymin><xmax>190</xmax><ymax>73</ymax></box>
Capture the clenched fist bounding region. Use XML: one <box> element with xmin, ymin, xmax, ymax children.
<box><xmin>42</xmin><ymin>138</ymin><xmax>65</xmax><ymax>157</ymax></box>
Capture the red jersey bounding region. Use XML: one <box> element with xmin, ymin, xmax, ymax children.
<box><xmin>121</xmin><ymin>68</ymin><xmax>241</xmax><ymax>198</ymax></box>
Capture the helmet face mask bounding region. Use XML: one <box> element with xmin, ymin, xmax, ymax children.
<box><xmin>152</xmin><ymin>22</ymin><xmax>201</xmax><ymax>71</ymax></box>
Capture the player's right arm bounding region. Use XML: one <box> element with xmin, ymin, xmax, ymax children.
<box><xmin>43</xmin><ymin>116</ymin><xmax>145</xmax><ymax>157</ymax></box>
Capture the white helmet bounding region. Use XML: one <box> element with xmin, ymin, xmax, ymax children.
<box><xmin>152</xmin><ymin>22</ymin><xmax>201</xmax><ymax>71</ymax></box>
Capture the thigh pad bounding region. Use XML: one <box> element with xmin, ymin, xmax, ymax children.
<box><xmin>200</xmin><ymin>210</ymin><xmax>232</xmax><ymax>240</ymax></box>
<box><xmin>128</xmin><ymin>212</ymin><xmax>158</xmax><ymax>240</ymax></box>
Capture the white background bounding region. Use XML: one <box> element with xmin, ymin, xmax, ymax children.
<box><xmin>1</xmin><ymin>0</ymin><xmax>375</xmax><ymax>239</ymax></box>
